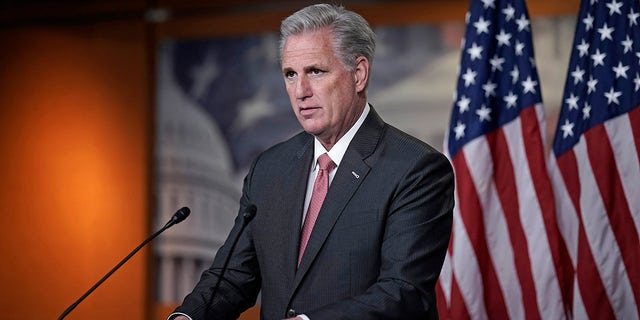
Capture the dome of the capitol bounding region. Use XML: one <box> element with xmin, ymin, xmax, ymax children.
<box><xmin>154</xmin><ymin>47</ymin><xmax>241</xmax><ymax>303</ymax></box>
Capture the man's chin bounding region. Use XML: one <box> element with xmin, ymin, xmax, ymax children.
<box><xmin>302</xmin><ymin>128</ymin><xmax>323</xmax><ymax>136</ymax></box>
<box><xmin>298</xmin><ymin>120</ymin><xmax>323</xmax><ymax>135</ymax></box>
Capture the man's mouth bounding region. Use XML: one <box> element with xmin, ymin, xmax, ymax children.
<box><xmin>300</xmin><ymin>106</ymin><xmax>320</xmax><ymax>116</ymax></box>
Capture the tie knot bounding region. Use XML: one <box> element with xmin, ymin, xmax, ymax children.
<box><xmin>317</xmin><ymin>153</ymin><xmax>336</xmax><ymax>172</ymax></box>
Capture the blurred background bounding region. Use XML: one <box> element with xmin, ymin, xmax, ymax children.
<box><xmin>0</xmin><ymin>0</ymin><xmax>579</xmax><ymax>319</ymax></box>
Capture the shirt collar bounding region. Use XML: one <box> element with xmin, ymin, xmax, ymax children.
<box><xmin>312</xmin><ymin>103</ymin><xmax>370</xmax><ymax>170</ymax></box>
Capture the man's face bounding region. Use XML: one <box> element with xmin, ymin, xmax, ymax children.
<box><xmin>281</xmin><ymin>28</ymin><xmax>367</xmax><ymax>148</ymax></box>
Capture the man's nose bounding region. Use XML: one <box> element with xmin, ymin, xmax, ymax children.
<box><xmin>295</xmin><ymin>76</ymin><xmax>312</xmax><ymax>99</ymax></box>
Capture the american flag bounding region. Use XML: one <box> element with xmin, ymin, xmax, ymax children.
<box><xmin>548</xmin><ymin>0</ymin><xmax>640</xmax><ymax>318</ymax></box>
<box><xmin>438</xmin><ymin>0</ymin><xmax>570</xmax><ymax>318</ymax></box>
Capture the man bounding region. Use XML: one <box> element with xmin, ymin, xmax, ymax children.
<box><xmin>170</xmin><ymin>3</ymin><xmax>454</xmax><ymax>319</ymax></box>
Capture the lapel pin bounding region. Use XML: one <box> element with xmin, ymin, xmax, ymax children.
<box><xmin>351</xmin><ymin>171</ymin><xmax>360</xmax><ymax>179</ymax></box>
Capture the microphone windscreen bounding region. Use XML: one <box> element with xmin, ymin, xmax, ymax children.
<box><xmin>173</xmin><ymin>207</ymin><xmax>191</xmax><ymax>224</ymax></box>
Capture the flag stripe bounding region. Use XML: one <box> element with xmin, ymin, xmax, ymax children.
<box><xmin>555</xmin><ymin>150</ymin><xmax>616</xmax><ymax>319</ymax></box>
<box><xmin>519</xmin><ymin>105</ymin><xmax>572</xmax><ymax>317</ymax></box>
<box><xmin>547</xmin><ymin>158</ymin><xmax>579</xmax><ymax>317</ymax></box>
<box><xmin>450</xmin><ymin>192</ymin><xmax>486</xmax><ymax>319</ymax></box>
<box><xmin>438</xmin><ymin>252</ymin><xmax>452</xmax><ymax>307</ymax></box>
<box><xmin>585</xmin><ymin>124</ymin><xmax>640</xmax><ymax>315</ymax></box>
<box><xmin>576</xmin><ymin>225</ymin><xmax>616</xmax><ymax>319</ymax></box>
<box><xmin>466</xmin><ymin>137</ymin><xmax>525</xmax><ymax>319</ymax></box>
<box><xmin>576</xmin><ymin>137</ymin><xmax>635</xmax><ymax>319</ymax></box>
<box><xmin>604</xmin><ymin>111</ymin><xmax>640</xmax><ymax>236</ymax></box>
<box><xmin>506</xmin><ymin>105</ymin><xmax>567</xmax><ymax>318</ymax></box>
<box><xmin>571</xmin><ymin>280</ymin><xmax>588</xmax><ymax>319</ymax></box>
<box><xmin>630</xmin><ymin>106</ymin><xmax>640</xmax><ymax>165</ymax></box>
<box><xmin>466</xmin><ymin>134</ymin><xmax>543</xmax><ymax>319</ymax></box>
<box><xmin>450</xmin><ymin>272</ymin><xmax>472</xmax><ymax>320</ymax></box>
<box><xmin>436</xmin><ymin>279</ymin><xmax>451</xmax><ymax>320</ymax></box>
<box><xmin>437</xmin><ymin>240</ymin><xmax>453</xmax><ymax>317</ymax></box>
<box><xmin>547</xmin><ymin>156</ymin><xmax>579</xmax><ymax>266</ymax></box>
<box><xmin>452</xmin><ymin>151</ymin><xmax>509</xmax><ymax>318</ymax></box>
<box><xmin>487</xmin><ymin>125</ymin><xmax>540</xmax><ymax>319</ymax></box>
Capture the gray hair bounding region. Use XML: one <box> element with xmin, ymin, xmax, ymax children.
<box><xmin>279</xmin><ymin>3</ymin><xmax>376</xmax><ymax>71</ymax></box>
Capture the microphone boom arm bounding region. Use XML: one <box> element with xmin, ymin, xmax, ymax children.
<box><xmin>58</xmin><ymin>207</ymin><xmax>191</xmax><ymax>320</ymax></box>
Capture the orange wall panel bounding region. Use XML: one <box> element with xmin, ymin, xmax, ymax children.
<box><xmin>0</xmin><ymin>23</ymin><xmax>151</xmax><ymax>319</ymax></box>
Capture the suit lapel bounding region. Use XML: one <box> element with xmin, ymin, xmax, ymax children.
<box><xmin>279</xmin><ymin>136</ymin><xmax>314</xmax><ymax>289</ymax></box>
<box><xmin>291</xmin><ymin>108</ymin><xmax>385</xmax><ymax>293</ymax></box>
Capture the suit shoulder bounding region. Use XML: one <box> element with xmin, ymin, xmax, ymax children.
<box><xmin>383</xmin><ymin>124</ymin><xmax>446</xmax><ymax>160</ymax></box>
<box><xmin>254</xmin><ymin>131</ymin><xmax>311</xmax><ymax>163</ymax></box>
<box><xmin>379</xmin><ymin>124</ymin><xmax>454</xmax><ymax>180</ymax></box>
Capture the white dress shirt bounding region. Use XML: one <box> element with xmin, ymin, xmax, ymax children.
<box><xmin>301</xmin><ymin>103</ymin><xmax>370</xmax><ymax>225</ymax></box>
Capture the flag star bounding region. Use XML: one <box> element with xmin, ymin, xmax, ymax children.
<box><xmin>467</xmin><ymin>42</ymin><xmax>483</xmax><ymax>61</ymax></box>
<box><xmin>604</xmin><ymin>86</ymin><xmax>622</xmax><ymax>105</ymax></box>
<box><xmin>635</xmin><ymin>73</ymin><xmax>640</xmax><ymax>91</ymax></box>
<box><xmin>482</xmin><ymin>80</ymin><xmax>497</xmax><ymax>97</ymax></box>
<box><xmin>612</xmin><ymin>62</ymin><xmax>629</xmax><ymax>78</ymax></box>
<box><xmin>496</xmin><ymin>29</ymin><xmax>512</xmax><ymax>46</ymax></box>
<box><xmin>597</xmin><ymin>23</ymin><xmax>614</xmax><ymax>41</ymax></box>
<box><xmin>503</xmin><ymin>91</ymin><xmax>518</xmax><ymax>108</ymax></box>
<box><xmin>565</xmin><ymin>93</ymin><xmax>580</xmax><ymax>110</ymax></box>
<box><xmin>587</xmin><ymin>76</ymin><xmax>598</xmax><ymax>94</ymax></box>
<box><xmin>571</xmin><ymin>65</ymin><xmax>585</xmax><ymax>84</ymax></box>
<box><xmin>629</xmin><ymin>8</ymin><xmax>640</xmax><ymax>26</ymax></box>
<box><xmin>583</xmin><ymin>13</ymin><xmax>594</xmax><ymax>31</ymax></box>
<box><xmin>510</xmin><ymin>66</ymin><xmax>520</xmax><ymax>84</ymax></box>
<box><xmin>515</xmin><ymin>40</ymin><xmax>525</xmax><ymax>56</ymax></box>
<box><xmin>622</xmin><ymin>35</ymin><xmax>633</xmax><ymax>53</ymax></box>
<box><xmin>606</xmin><ymin>0</ymin><xmax>623</xmax><ymax>16</ymax></box>
<box><xmin>502</xmin><ymin>4</ymin><xmax>516</xmax><ymax>21</ymax></box>
<box><xmin>490</xmin><ymin>55</ymin><xmax>505</xmax><ymax>71</ymax></box>
<box><xmin>481</xmin><ymin>0</ymin><xmax>496</xmax><ymax>9</ymax></box>
<box><xmin>582</xmin><ymin>103</ymin><xmax>592</xmax><ymax>119</ymax></box>
<box><xmin>462</xmin><ymin>68</ymin><xmax>477</xmax><ymax>87</ymax></box>
<box><xmin>516</xmin><ymin>14</ymin><xmax>530</xmax><ymax>31</ymax></box>
<box><xmin>521</xmin><ymin>76</ymin><xmax>538</xmax><ymax>94</ymax></box>
<box><xmin>591</xmin><ymin>49</ymin><xmax>607</xmax><ymax>66</ymax></box>
<box><xmin>637</xmin><ymin>52</ymin><xmax>640</xmax><ymax>64</ymax></box>
<box><xmin>454</xmin><ymin>121</ymin><xmax>466</xmax><ymax>140</ymax></box>
<box><xmin>577</xmin><ymin>39</ymin><xmax>590</xmax><ymax>57</ymax></box>
<box><xmin>560</xmin><ymin>119</ymin><xmax>575</xmax><ymax>138</ymax></box>
<box><xmin>457</xmin><ymin>95</ymin><xmax>471</xmax><ymax>113</ymax></box>
<box><xmin>476</xmin><ymin>105</ymin><xmax>492</xmax><ymax>122</ymax></box>
<box><xmin>474</xmin><ymin>17</ymin><xmax>491</xmax><ymax>35</ymax></box>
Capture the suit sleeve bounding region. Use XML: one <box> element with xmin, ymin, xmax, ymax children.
<box><xmin>172</xmin><ymin>160</ymin><xmax>262</xmax><ymax>320</ymax></box>
<box><xmin>306</xmin><ymin>150</ymin><xmax>454</xmax><ymax>319</ymax></box>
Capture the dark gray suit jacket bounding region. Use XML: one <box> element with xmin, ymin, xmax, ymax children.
<box><xmin>175</xmin><ymin>108</ymin><xmax>454</xmax><ymax>319</ymax></box>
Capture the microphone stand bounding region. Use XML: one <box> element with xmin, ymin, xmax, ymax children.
<box><xmin>204</xmin><ymin>204</ymin><xmax>257</xmax><ymax>318</ymax></box>
<box><xmin>58</xmin><ymin>207</ymin><xmax>190</xmax><ymax>320</ymax></box>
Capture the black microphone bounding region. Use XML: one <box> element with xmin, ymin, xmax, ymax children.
<box><xmin>58</xmin><ymin>207</ymin><xmax>191</xmax><ymax>320</ymax></box>
<box><xmin>165</xmin><ymin>206</ymin><xmax>191</xmax><ymax>227</ymax></box>
<box><xmin>205</xmin><ymin>204</ymin><xmax>257</xmax><ymax>316</ymax></box>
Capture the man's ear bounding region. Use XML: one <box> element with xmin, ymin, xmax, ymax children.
<box><xmin>353</xmin><ymin>56</ymin><xmax>369</xmax><ymax>92</ymax></box>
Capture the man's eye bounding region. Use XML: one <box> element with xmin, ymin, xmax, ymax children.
<box><xmin>310</xmin><ymin>69</ymin><xmax>323</xmax><ymax>75</ymax></box>
<box><xmin>285</xmin><ymin>71</ymin><xmax>296</xmax><ymax>78</ymax></box>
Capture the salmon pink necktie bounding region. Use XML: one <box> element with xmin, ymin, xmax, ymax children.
<box><xmin>298</xmin><ymin>153</ymin><xmax>336</xmax><ymax>266</ymax></box>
